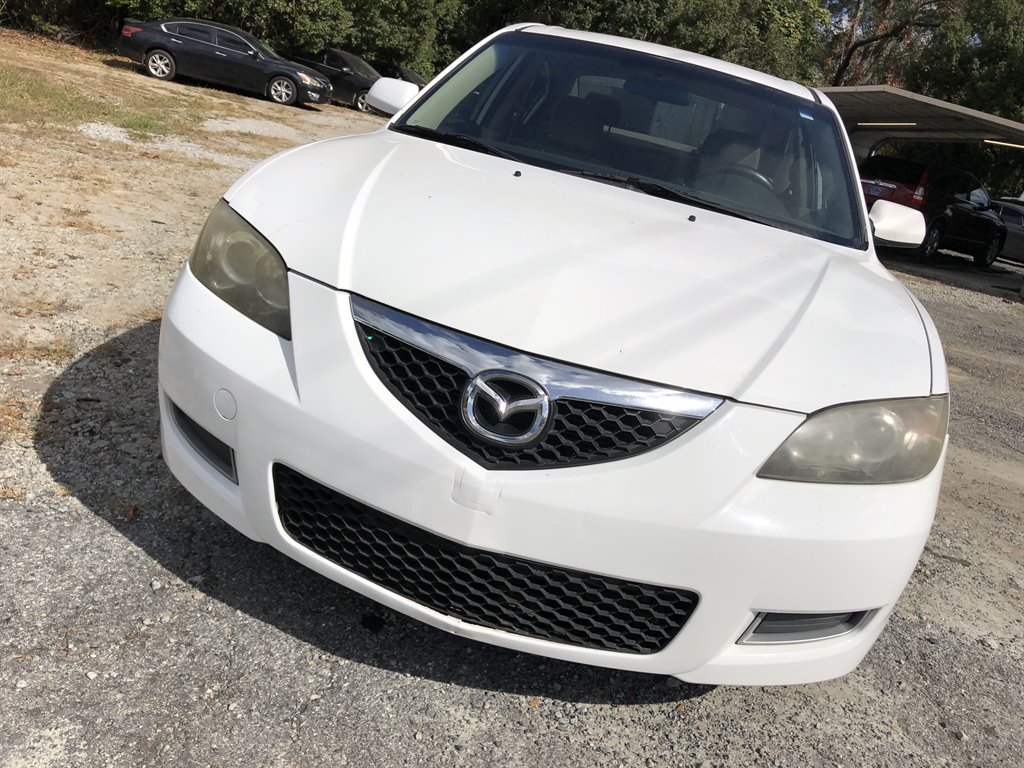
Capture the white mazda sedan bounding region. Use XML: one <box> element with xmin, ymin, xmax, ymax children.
<box><xmin>158</xmin><ymin>25</ymin><xmax>949</xmax><ymax>685</ymax></box>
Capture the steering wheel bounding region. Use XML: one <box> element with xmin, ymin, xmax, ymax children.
<box><xmin>696</xmin><ymin>162</ymin><xmax>774</xmax><ymax>191</ymax></box>
<box><xmin>716</xmin><ymin>164</ymin><xmax>774</xmax><ymax>191</ymax></box>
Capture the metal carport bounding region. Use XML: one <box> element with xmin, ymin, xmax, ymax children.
<box><xmin>821</xmin><ymin>85</ymin><xmax>1024</xmax><ymax>160</ymax></box>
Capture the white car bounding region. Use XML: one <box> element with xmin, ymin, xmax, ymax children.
<box><xmin>159</xmin><ymin>25</ymin><xmax>948</xmax><ymax>685</ymax></box>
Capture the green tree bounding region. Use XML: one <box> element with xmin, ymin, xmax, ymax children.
<box><xmin>900</xmin><ymin>0</ymin><xmax>1024</xmax><ymax>196</ymax></box>
<box><xmin>824</xmin><ymin>0</ymin><xmax>950</xmax><ymax>86</ymax></box>
<box><xmin>335</xmin><ymin>0</ymin><xmax>442</xmax><ymax>75</ymax></box>
<box><xmin>905</xmin><ymin>0</ymin><xmax>1024</xmax><ymax>120</ymax></box>
<box><xmin>440</xmin><ymin>0</ymin><xmax>829</xmax><ymax>81</ymax></box>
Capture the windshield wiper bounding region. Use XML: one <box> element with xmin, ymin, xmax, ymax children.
<box><xmin>559</xmin><ymin>170</ymin><xmax>689</xmax><ymax>201</ymax></box>
<box><xmin>392</xmin><ymin>125</ymin><xmax>520</xmax><ymax>161</ymax></box>
<box><xmin>560</xmin><ymin>169</ymin><xmax>769</xmax><ymax>225</ymax></box>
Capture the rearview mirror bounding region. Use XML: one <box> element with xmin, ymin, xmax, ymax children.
<box><xmin>869</xmin><ymin>199</ymin><xmax>926</xmax><ymax>249</ymax></box>
<box><xmin>365</xmin><ymin>78</ymin><xmax>421</xmax><ymax>118</ymax></box>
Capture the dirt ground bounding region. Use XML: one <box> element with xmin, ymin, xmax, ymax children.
<box><xmin>1</xmin><ymin>30</ymin><xmax>1022</xmax><ymax>768</ymax></box>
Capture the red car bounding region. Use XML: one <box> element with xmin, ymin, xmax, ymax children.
<box><xmin>859</xmin><ymin>156</ymin><xmax>1006</xmax><ymax>267</ymax></box>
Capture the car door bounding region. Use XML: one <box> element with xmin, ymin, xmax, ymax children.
<box><xmin>996</xmin><ymin>204</ymin><xmax>1024</xmax><ymax>262</ymax></box>
<box><xmin>323</xmin><ymin>50</ymin><xmax>357</xmax><ymax>103</ymax></box>
<box><xmin>214</xmin><ymin>29</ymin><xmax>264</xmax><ymax>94</ymax></box>
<box><xmin>946</xmin><ymin>172</ymin><xmax>980</xmax><ymax>246</ymax></box>
<box><xmin>171</xmin><ymin>22</ymin><xmax>221</xmax><ymax>82</ymax></box>
<box><xmin>965</xmin><ymin>177</ymin><xmax>997</xmax><ymax>245</ymax></box>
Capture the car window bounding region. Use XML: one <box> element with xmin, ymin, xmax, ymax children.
<box><xmin>968</xmin><ymin>183</ymin><xmax>990</xmax><ymax>207</ymax></box>
<box><xmin>178</xmin><ymin>24</ymin><xmax>214</xmax><ymax>44</ymax></box>
<box><xmin>162</xmin><ymin>22</ymin><xmax>179</xmax><ymax>34</ymax></box>
<box><xmin>217</xmin><ymin>31</ymin><xmax>254</xmax><ymax>54</ymax></box>
<box><xmin>397</xmin><ymin>31</ymin><xmax>865</xmax><ymax>248</ymax></box>
<box><xmin>1002</xmin><ymin>207</ymin><xmax>1024</xmax><ymax>226</ymax></box>
<box><xmin>344</xmin><ymin>54</ymin><xmax>381</xmax><ymax>79</ymax></box>
<box><xmin>323</xmin><ymin>51</ymin><xmax>345</xmax><ymax>69</ymax></box>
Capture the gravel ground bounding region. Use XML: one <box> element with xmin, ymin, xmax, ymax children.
<box><xmin>2</xmin><ymin>31</ymin><xmax>1023</xmax><ymax>768</ymax></box>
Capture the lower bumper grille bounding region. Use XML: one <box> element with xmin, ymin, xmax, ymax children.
<box><xmin>273</xmin><ymin>464</ymin><xmax>698</xmax><ymax>654</ymax></box>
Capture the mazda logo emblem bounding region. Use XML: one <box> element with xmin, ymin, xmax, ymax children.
<box><xmin>462</xmin><ymin>371</ymin><xmax>551</xmax><ymax>446</ymax></box>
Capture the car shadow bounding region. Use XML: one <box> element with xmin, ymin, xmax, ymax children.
<box><xmin>878</xmin><ymin>247</ymin><xmax>1024</xmax><ymax>302</ymax></box>
<box><xmin>34</xmin><ymin>320</ymin><xmax>711</xmax><ymax>706</ymax></box>
<box><xmin>100</xmin><ymin>57</ymin><xmax>138</xmax><ymax>72</ymax></box>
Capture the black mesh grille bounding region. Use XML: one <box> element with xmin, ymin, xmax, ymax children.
<box><xmin>357</xmin><ymin>324</ymin><xmax>699</xmax><ymax>469</ymax></box>
<box><xmin>274</xmin><ymin>464</ymin><xmax>698</xmax><ymax>654</ymax></box>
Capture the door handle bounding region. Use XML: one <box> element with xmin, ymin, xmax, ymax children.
<box><xmin>216</xmin><ymin>51</ymin><xmax>227</xmax><ymax>56</ymax></box>
<box><xmin>170</xmin><ymin>38</ymin><xmax>182</xmax><ymax>43</ymax></box>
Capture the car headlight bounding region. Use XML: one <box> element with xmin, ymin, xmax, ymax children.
<box><xmin>296</xmin><ymin>72</ymin><xmax>315</xmax><ymax>86</ymax></box>
<box><xmin>189</xmin><ymin>200</ymin><xmax>291</xmax><ymax>339</ymax></box>
<box><xmin>757</xmin><ymin>396</ymin><xmax>948</xmax><ymax>484</ymax></box>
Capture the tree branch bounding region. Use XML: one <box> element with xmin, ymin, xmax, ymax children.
<box><xmin>832</xmin><ymin>19</ymin><xmax>940</xmax><ymax>86</ymax></box>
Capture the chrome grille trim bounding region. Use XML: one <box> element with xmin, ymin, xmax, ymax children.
<box><xmin>351</xmin><ymin>296</ymin><xmax>723</xmax><ymax>418</ymax></box>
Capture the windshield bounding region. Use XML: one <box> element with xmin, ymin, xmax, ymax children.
<box><xmin>395</xmin><ymin>31</ymin><xmax>865</xmax><ymax>248</ymax></box>
<box><xmin>241</xmin><ymin>31</ymin><xmax>277</xmax><ymax>59</ymax></box>
<box><xmin>347</xmin><ymin>54</ymin><xmax>381</xmax><ymax>79</ymax></box>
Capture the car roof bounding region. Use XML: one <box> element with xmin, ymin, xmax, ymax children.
<box><xmin>520</xmin><ymin>25</ymin><xmax>817</xmax><ymax>102</ymax></box>
<box><xmin>162</xmin><ymin>18</ymin><xmax>254</xmax><ymax>40</ymax></box>
<box><xmin>324</xmin><ymin>48</ymin><xmax>369</xmax><ymax>62</ymax></box>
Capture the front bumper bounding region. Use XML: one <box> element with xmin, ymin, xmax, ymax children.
<box><xmin>298</xmin><ymin>83</ymin><xmax>332</xmax><ymax>104</ymax></box>
<box><xmin>158</xmin><ymin>265</ymin><xmax>944</xmax><ymax>685</ymax></box>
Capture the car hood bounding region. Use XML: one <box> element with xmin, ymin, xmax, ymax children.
<box><xmin>226</xmin><ymin>132</ymin><xmax>932</xmax><ymax>413</ymax></box>
<box><xmin>275</xmin><ymin>56</ymin><xmax>326</xmax><ymax>83</ymax></box>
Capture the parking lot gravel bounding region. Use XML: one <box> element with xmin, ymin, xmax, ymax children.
<box><xmin>2</xmin><ymin>30</ymin><xmax>1022</xmax><ymax>768</ymax></box>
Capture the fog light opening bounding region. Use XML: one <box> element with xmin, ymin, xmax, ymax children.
<box><xmin>170</xmin><ymin>400</ymin><xmax>238</xmax><ymax>484</ymax></box>
<box><xmin>738</xmin><ymin>610</ymin><xmax>874</xmax><ymax>645</ymax></box>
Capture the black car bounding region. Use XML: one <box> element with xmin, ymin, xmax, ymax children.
<box><xmin>290</xmin><ymin>49</ymin><xmax>380</xmax><ymax>111</ymax></box>
<box><xmin>993</xmin><ymin>198</ymin><xmax>1024</xmax><ymax>265</ymax></box>
<box><xmin>370</xmin><ymin>62</ymin><xmax>427</xmax><ymax>88</ymax></box>
<box><xmin>117</xmin><ymin>19</ymin><xmax>332</xmax><ymax>107</ymax></box>
<box><xmin>859</xmin><ymin>156</ymin><xmax>1006</xmax><ymax>267</ymax></box>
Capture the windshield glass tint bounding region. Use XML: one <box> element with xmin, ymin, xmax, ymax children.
<box><xmin>397</xmin><ymin>31</ymin><xmax>865</xmax><ymax>248</ymax></box>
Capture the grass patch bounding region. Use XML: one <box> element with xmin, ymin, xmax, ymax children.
<box><xmin>0</xmin><ymin>334</ymin><xmax>76</xmax><ymax>363</ymax></box>
<box><xmin>7</xmin><ymin>295</ymin><xmax>81</xmax><ymax>318</ymax></box>
<box><xmin>0</xmin><ymin>484</ymin><xmax>25</xmax><ymax>501</ymax></box>
<box><xmin>0</xmin><ymin>60</ymin><xmax>187</xmax><ymax>138</ymax></box>
<box><xmin>0</xmin><ymin>395</ymin><xmax>33</xmax><ymax>445</ymax></box>
<box><xmin>59</xmin><ymin>206</ymin><xmax>110</xmax><ymax>234</ymax></box>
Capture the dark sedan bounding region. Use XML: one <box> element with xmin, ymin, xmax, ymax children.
<box><xmin>290</xmin><ymin>49</ymin><xmax>380</xmax><ymax>111</ymax></box>
<box><xmin>117</xmin><ymin>19</ymin><xmax>332</xmax><ymax>106</ymax></box>
<box><xmin>371</xmin><ymin>62</ymin><xmax>427</xmax><ymax>88</ymax></box>
<box><xmin>860</xmin><ymin>156</ymin><xmax>1006</xmax><ymax>267</ymax></box>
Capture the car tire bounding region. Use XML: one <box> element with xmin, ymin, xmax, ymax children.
<box><xmin>268</xmin><ymin>76</ymin><xmax>297</xmax><ymax>106</ymax></box>
<box><xmin>920</xmin><ymin>221</ymin><xmax>943</xmax><ymax>260</ymax></box>
<box><xmin>974</xmin><ymin>235</ymin><xmax>1003</xmax><ymax>268</ymax></box>
<box><xmin>355</xmin><ymin>90</ymin><xmax>371</xmax><ymax>112</ymax></box>
<box><xmin>144</xmin><ymin>49</ymin><xmax>176</xmax><ymax>81</ymax></box>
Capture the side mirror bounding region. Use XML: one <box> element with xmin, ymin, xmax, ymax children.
<box><xmin>869</xmin><ymin>199</ymin><xmax>926</xmax><ymax>249</ymax></box>
<box><xmin>341</xmin><ymin>66</ymin><xmax>354</xmax><ymax>75</ymax></box>
<box><xmin>365</xmin><ymin>77</ymin><xmax>421</xmax><ymax>117</ymax></box>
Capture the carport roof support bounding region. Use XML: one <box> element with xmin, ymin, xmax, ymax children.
<box><xmin>821</xmin><ymin>85</ymin><xmax>1024</xmax><ymax>156</ymax></box>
